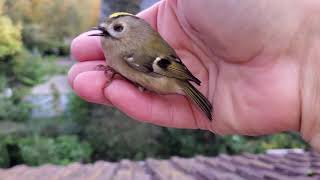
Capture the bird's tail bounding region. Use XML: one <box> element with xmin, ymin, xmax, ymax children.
<box><xmin>181</xmin><ymin>81</ymin><xmax>213</xmax><ymax>121</ymax></box>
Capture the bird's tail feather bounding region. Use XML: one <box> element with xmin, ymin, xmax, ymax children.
<box><xmin>182</xmin><ymin>82</ymin><xmax>213</xmax><ymax>121</ymax></box>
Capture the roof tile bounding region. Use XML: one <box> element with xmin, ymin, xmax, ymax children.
<box><xmin>146</xmin><ymin>158</ymin><xmax>195</xmax><ymax>180</ymax></box>
<box><xmin>86</xmin><ymin>161</ymin><xmax>117</xmax><ymax>180</ymax></box>
<box><xmin>258</xmin><ymin>154</ymin><xmax>282</xmax><ymax>164</ymax></box>
<box><xmin>2</xmin><ymin>165</ymin><xmax>29</xmax><ymax>180</ymax></box>
<box><xmin>248</xmin><ymin>159</ymin><xmax>274</xmax><ymax>170</ymax></box>
<box><xmin>274</xmin><ymin>163</ymin><xmax>311</xmax><ymax>176</ymax></box>
<box><xmin>2</xmin><ymin>150</ymin><xmax>320</xmax><ymax>180</ymax></box>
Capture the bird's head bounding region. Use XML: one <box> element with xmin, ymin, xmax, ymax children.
<box><xmin>89</xmin><ymin>12</ymin><xmax>144</xmax><ymax>40</ymax></box>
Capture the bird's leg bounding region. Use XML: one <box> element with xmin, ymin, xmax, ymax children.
<box><xmin>132</xmin><ymin>82</ymin><xmax>146</xmax><ymax>92</ymax></box>
<box><xmin>94</xmin><ymin>64</ymin><xmax>109</xmax><ymax>71</ymax></box>
<box><xmin>94</xmin><ymin>64</ymin><xmax>121</xmax><ymax>89</ymax></box>
<box><xmin>94</xmin><ymin>64</ymin><xmax>117</xmax><ymax>80</ymax></box>
<box><xmin>138</xmin><ymin>86</ymin><xmax>145</xmax><ymax>92</ymax></box>
<box><xmin>95</xmin><ymin>65</ymin><xmax>147</xmax><ymax>92</ymax></box>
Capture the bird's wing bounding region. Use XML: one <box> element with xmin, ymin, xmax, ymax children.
<box><xmin>123</xmin><ymin>54</ymin><xmax>154</xmax><ymax>73</ymax></box>
<box><xmin>124</xmin><ymin>54</ymin><xmax>201</xmax><ymax>85</ymax></box>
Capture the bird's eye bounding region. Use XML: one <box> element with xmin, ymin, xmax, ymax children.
<box><xmin>113</xmin><ymin>24</ymin><xmax>124</xmax><ymax>32</ymax></box>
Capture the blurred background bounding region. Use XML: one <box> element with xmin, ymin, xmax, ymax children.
<box><xmin>0</xmin><ymin>0</ymin><xmax>307</xmax><ymax>168</ymax></box>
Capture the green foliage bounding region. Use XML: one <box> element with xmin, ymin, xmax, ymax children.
<box><xmin>66</xmin><ymin>94</ymin><xmax>92</xmax><ymax>126</ymax></box>
<box><xmin>0</xmin><ymin>135</ymin><xmax>24</xmax><ymax>167</ymax></box>
<box><xmin>260</xmin><ymin>133</ymin><xmax>307</xmax><ymax>149</ymax></box>
<box><xmin>11</xmin><ymin>50</ymin><xmax>45</xmax><ymax>85</ymax></box>
<box><xmin>218</xmin><ymin>133</ymin><xmax>307</xmax><ymax>154</ymax></box>
<box><xmin>70</xmin><ymin>103</ymin><xmax>308</xmax><ymax>161</ymax></box>
<box><xmin>4</xmin><ymin>0</ymin><xmax>100</xmax><ymax>55</ymax></box>
<box><xmin>83</xmin><ymin>108</ymin><xmax>161</xmax><ymax>161</ymax></box>
<box><xmin>0</xmin><ymin>88</ymin><xmax>32</xmax><ymax>122</ymax></box>
<box><xmin>0</xmin><ymin>15</ymin><xmax>21</xmax><ymax>59</ymax></box>
<box><xmin>21</xmin><ymin>24</ymin><xmax>70</xmax><ymax>55</ymax></box>
<box><xmin>18</xmin><ymin>135</ymin><xmax>92</xmax><ymax>166</ymax></box>
<box><xmin>0</xmin><ymin>51</ymin><xmax>67</xmax><ymax>123</ymax></box>
<box><xmin>157</xmin><ymin>128</ymin><xmax>218</xmax><ymax>158</ymax></box>
<box><xmin>11</xmin><ymin>50</ymin><xmax>67</xmax><ymax>86</ymax></box>
<box><xmin>0</xmin><ymin>121</ymin><xmax>27</xmax><ymax>136</ymax></box>
<box><xmin>0</xmin><ymin>74</ymin><xmax>7</xmax><ymax>91</ymax></box>
<box><xmin>0</xmin><ymin>97</ymin><xmax>309</xmax><ymax>167</ymax></box>
<box><xmin>0</xmin><ymin>97</ymin><xmax>30</xmax><ymax>122</ymax></box>
<box><xmin>0</xmin><ymin>143</ymin><xmax>10</xmax><ymax>167</ymax></box>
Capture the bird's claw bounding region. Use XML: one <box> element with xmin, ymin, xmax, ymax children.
<box><xmin>94</xmin><ymin>65</ymin><xmax>146</xmax><ymax>92</ymax></box>
<box><xmin>94</xmin><ymin>64</ymin><xmax>108</xmax><ymax>71</ymax></box>
<box><xmin>138</xmin><ymin>86</ymin><xmax>145</xmax><ymax>92</ymax></box>
<box><xmin>94</xmin><ymin>65</ymin><xmax>117</xmax><ymax>79</ymax></box>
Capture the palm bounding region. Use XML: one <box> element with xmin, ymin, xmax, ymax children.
<box><xmin>69</xmin><ymin>1</ymin><xmax>302</xmax><ymax>135</ymax></box>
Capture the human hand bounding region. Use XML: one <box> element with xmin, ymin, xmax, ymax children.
<box><xmin>68</xmin><ymin>0</ymin><xmax>320</xmax><ymax>149</ymax></box>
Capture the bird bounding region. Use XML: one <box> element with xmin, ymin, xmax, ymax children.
<box><xmin>89</xmin><ymin>12</ymin><xmax>213</xmax><ymax>121</ymax></box>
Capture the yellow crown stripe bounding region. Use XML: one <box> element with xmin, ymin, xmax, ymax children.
<box><xmin>109</xmin><ymin>12</ymin><xmax>134</xmax><ymax>18</ymax></box>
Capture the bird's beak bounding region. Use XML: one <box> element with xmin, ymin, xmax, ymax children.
<box><xmin>88</xmin><ymin>32</ymin><xmax>104</xmax><ymax>36</ymax></box>
<box><xmin>88</xmin><ymin>25</ymin><xmax>110</xmax><ymax>37</ymax></box>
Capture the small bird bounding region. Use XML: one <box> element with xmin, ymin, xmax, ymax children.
<box><xmin>89</xmin><ymin>12</ymin><xmax>213</xmax><ymax>121</ymax></box>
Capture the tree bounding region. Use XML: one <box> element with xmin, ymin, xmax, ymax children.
<box><xmin>3</xmin><ymin>0</ymin><xmax>100</xmax><ymax>55</ymax></box>
<box><xmin>0</xmin><ymin>0</ymin><xmax>21</xmax><ymax>59</ymax></box>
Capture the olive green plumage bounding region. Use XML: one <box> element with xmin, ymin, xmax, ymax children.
<box><xmin>90</xmin><ymin>12</ymin><xmax>213</xmax><ymax>120</ymax></box>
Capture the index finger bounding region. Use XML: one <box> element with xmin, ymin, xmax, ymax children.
<box><xmin>70</xmin><ymin>2</ymin><xmax>161</xmax><ymax>62</ymax></box>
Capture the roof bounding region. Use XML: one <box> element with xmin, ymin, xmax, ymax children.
<box><xmin>1</xmin><ymin>150</ymin><xmax>320</xmax><ymax>180</ymax></box>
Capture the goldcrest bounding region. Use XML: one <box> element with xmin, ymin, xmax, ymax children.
<box><xmin>90</xmin><ymin>12</ymin><xmax>213</xmax><ymax>121</ymax></box>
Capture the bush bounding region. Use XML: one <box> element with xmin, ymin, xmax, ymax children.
<box><xmin>0</xmin><ymin>97</ymin><xmax>31</xmax><ymax>122</ymax></box>
<box><xmin>78</xmin><ymin>105</ymin><xmax>161</xmax><ymax>161</ymax></box>
<box><xmin>156</xmin><ymin>129</ymin><xmax>308</xmax><ymax>157</ymax></box>
<box><xmin>261</xmin><ymin>133</ymin><xmax>307</xmax><ymax>150</ymax></box>
<box><xmin>0</xmin><ymin>143</ymin><xmax>10</xmax><ymax>167</ymax></box>
<box><xmin>18</xmin><ymin>135</ymin><xmax>92</xmax><ymax>166</ymax></box>
<box><xmin>0</xmin><ymin>74</ymin><xmax>8</xmax><ymax>91</ymax></box>
<box><xmin>0</xmin><ymin>135</ymin><xmax>24</xmax><ymax>168</ymax></box>
<box><xmin>11</xmin><ymin>50</ymin><xmax>45</xmax><ymax>85</ymax></box>
<box><xmin>62</xmin><ymin>95</ymin><xmax>309</xmax><ymax>161</ymax></box>
<box><xmin>0</xmin><ymin>15</ymin><xmax>21</xmax><ymax>59</ymax></box>
<box><xmin>65</xmin><ymin>94</ymin><xmax>92</xmax><ymax>126</ymax></box>
<box><xmin>10</xmin><ymin>50</ymin><xmax>67</xmax><ymax>86</ymax></box>
<box><xmin>0</xmin><ymin>87</ymin><xmax>32</xmax><ymax>122</ymax></box>
<box><xmin>156</xmin><ymin>128</ymin><xmax>219</xmax><ymax>158</ymax></box>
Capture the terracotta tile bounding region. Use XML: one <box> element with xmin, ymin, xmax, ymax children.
<box><xmin>262</xmin><ymin>170</ymin><xmax>295</xmax><ymax>180</ymax></box>
<box><xmin>237</xmin><ymin>166</ymin><xmax>265</xmax><ymax>179</ymax></box>
<box><xmin>195</xmin><ymin>157</ymin><xmax>246</xmax><ymax>180</ymax></box>
<box><xmin>85</xmin><ymin>161</ymin><xmax>118</xmax><ymax>180</ymax></box>
<box><xmin>242</xmin><ymin>153</ymin><xmax>258</xmax><ymax>160</ymax></box>
<box><xmin>274</xmin><ymin>163</ymin><xmax>311</xmax><ymax>176</ymax></box>
<box><xmin>285</xmin><ymin>153</ymin><xmax>310</xmax><ymax>163</ymax></box>
<box><xmin>146</xmin><ymin>159</ymin><xmax>195</xmax><ymax>180</ymax></box>
<box><xmin>171</xmin><ymin>157</ymin><xmax>199</xmax><ymax>175</ymax></box>
<box><xmin>2</xmin><ymin>165</ymin><xmax>29</xmax><ymax>180</ymax></box>
<box><xmin>248</xmin><ymin>159</ymin><xmax>274</xmax><ymax>170</ymax></box>
<box><xmin>2</xmin><ymin>150</ymin><xmax>320</xmax><ymax>180</ymax></box>
<box><xmin>112</xmin><ymin>159</ymin><xmax>152</xmax><ymax>180</ymax></box>
<box><xmin>258</xmin><ymin>154</ymin><xmax>282</xmax><ymax>164</ymax></box>
<box><xmin>231</xmin><ymin>156</ymin><xmax>251</xmax><ymax>166</ymax></box>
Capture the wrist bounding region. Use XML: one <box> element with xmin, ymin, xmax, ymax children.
<box><xmin>300</xmin><ymin>42</ymin><xmax>320</xmax><ymax>151</ymax></box>
<box><xmin>299</xmin><ymin>5</ymin><xmax>320</xmax><ymax>150</ymax></box>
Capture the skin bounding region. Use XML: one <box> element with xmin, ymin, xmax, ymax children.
<box><xmin>69</xmin><ymin>0</ymin><xmax>320</xmax><ymax>150</ymax></box>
